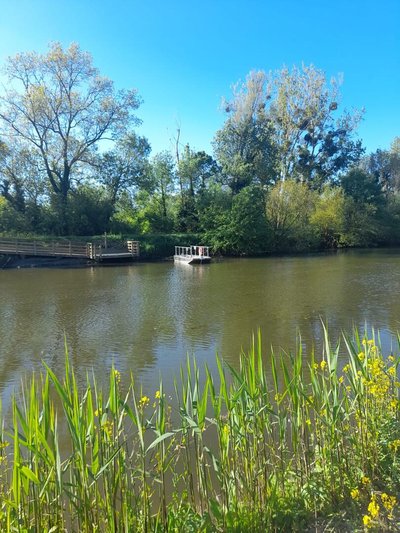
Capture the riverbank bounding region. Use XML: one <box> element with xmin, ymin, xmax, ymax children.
<box><xmin>1</xmin><ymin>327</ymin><xmax>399</xmax><ymax>531</ymax></box>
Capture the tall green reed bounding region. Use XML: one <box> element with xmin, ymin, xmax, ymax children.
<box><xmin>0</xmin><ymin>326</ymin><xmax>399</xmax><ymax>531</ymax></box>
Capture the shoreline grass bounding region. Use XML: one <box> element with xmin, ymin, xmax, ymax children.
<box><xmin>0</xmin><ymin>326</ymin><xmax>399</xmax><ymax>531</ymax></box>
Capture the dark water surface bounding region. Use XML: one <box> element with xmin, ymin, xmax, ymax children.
<box><xmin>1</xmin><ymin>248</ymin><xmax>400</xmax><ymax>403</ymax></box>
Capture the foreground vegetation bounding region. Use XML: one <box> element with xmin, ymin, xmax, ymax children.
<box><xmin>0</xmin><ymin>328</ymin><xmax>400</xmax><ymax>531</ymax></box>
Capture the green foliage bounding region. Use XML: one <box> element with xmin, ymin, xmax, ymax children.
<box><xmin>379</xmin><ymin>193</ymin><xmax>400</xmax><ymax>244</ymax></box>
<box><xmin>0</xmin><ymin>196</ymin><xmax>28</xmax><ymax>233</ymax></box>
<box><xmin>267</xmin><ymin>64</ymin><xmax>364</xmax><ymax>185</ymax></box>
<box><xmin>341</xmin><ymin>168</ymin><xmax>383</xmax><ymax>205</ymax></box>
<box><xmin>341</xmin><ymin>197</ymin><xmax>381</xmax><ymax>247</ymax></box>
<box><xmin>204</xmin><ymin>186</ymin><xmax>269</xmax><ymax>254</ymax></box>
<box><xmin>97</xmin><ymin>133</ymin><xmax>151</xmax><ymax>205</ymax></box>
<box><xmin>266</xmin><ymin>180</ymin><xmax>317</xmax><ymax>251</ymax></box>
<box><xmin>0</xmin><ymin>42</ymin><xmax>141</xmax><ymax>233</ymax></box>
<box><xmin>310</xmin><ymin>185</ymin><xmax>346</xmax><ymax>247</ymax></box>
<box><xmin>134</xmin><ymin>233</ymin><xmax>201</xmax><ymax>259</ymax></box>
<box><xmin>0</xmin><ymin>43</ymin><xmax>399</xmax><ymax>255</ymax></box>
<box><xmin>1</xmin><ymin>327</ymin><xmax>400</xmax><ymax>531</ymax></box>
<box><xmin>65</xmin><ymin>185</ymin><xmax>113</xmax><ymax>235</ymax></box>
<box><xmin>213</xmin><ymin>71</ymin><xmax>278</xmax><ymax>193</ymax></box>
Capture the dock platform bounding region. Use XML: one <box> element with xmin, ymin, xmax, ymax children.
<box><xmin>0</xmin><ymin>238</ymin><xmax>140</xmax><ymax>262</ymax></box>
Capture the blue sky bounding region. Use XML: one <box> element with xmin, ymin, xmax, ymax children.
<box><xmin>0</xmin><ymin>0</ymin><xmax>399</xmax><ymax>156</ymax></box>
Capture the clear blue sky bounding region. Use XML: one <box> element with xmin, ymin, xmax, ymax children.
<box><xmin>0</xmin><ymin>0</ymin><xmax>399</xmax><ymax>156</ymax></box>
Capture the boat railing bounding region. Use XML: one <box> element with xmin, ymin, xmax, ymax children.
<box><xmin>174</xmin><ymin>246</ymin><xmax>210</xmax><ymax>257</ymax></box>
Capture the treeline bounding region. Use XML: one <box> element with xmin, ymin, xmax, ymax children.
<box><xmin>0</xmin><ymin>43</ymin><xmax>399</xmax><ymax>254</ymax></box>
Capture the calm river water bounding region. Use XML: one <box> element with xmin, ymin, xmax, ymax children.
<box><xmin>1</xmin><ymin>248</ymin><xmax>400</xmax><ymax>403</ymax></box>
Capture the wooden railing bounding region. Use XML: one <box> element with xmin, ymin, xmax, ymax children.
<box><xmin>127</xmin><ymin>240</ymin><xmax>140</xmax><ymax>256</ymax></box>
<box><xmin>0</xmin><ymin>238</ymin><xmax>88</xmax><ymax>257</ymax></box>
<box><xmin>0</xmin><ymin>238</ymin><xmax>140</xmax><ymax>260</ymax></box>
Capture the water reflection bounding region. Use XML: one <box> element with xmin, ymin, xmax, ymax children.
<box><xmin>1</xmin><ymin>249</ymin><xmax>400</xmax><ymax>403</ymax></box>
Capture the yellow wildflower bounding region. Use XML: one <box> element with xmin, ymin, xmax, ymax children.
<box><xmin>388</xmin><ymin>366</ymin><xmax>396</xmax><ymax>377</ymax></box>
<box><xmin>320</xmin><ymin>360</ymin><xmax>327</xmax><ymax>371</ymax></box>
<box><xmin>389</xmin><ymin>439</ymin><xmax>400</xmax><ymax>452</ymax></box>
<box><xmin>368</xmin><ymin>497</ymin><xmax>380</xmax><ymax>518</ymax></box>
<box><xmin>338</xmin><ymin>376</ymin><xmax>344</xmax><ymax>384</ymax></box>
<box><xmin>388</xmin><ymin>355</ymin><xmax>395</xmax><ymax>362</ymax></box>
<box><xmin>381</xmin><ymin>493</ymin><xmax>396</xmax><ymax>512</ymax></box>
<box><xmin>343</xmin><ymin>364</ymin><xmax>350</xmax><ymax>373</ymax></box>
<box><xmin>361</xmin><ymin>476</ymin><xmax>370</xmax><ymax>485</ymax></box>
<box><xmin>363</xmin><ymin>515</ymin><xmax>372</xmax><ymax>528</ymax></box>
<box><xmin>313</xmin><ymin>363</ymin><xmax>318</xmax><ymax>370</ymax></box>
<box><xmin>101</xmin><ymin>419</ymin><xmax>114</xmax><ymax>437</ymax></box>
<box><xmin>350</xmin><ymin>488</ymin><xmax>359</xmax><ymax>500</ymax></box>
<box><xmin>305</xmin><ymin>418</ymin><xmax>311</xmax><ymax>426</ymax></box>
<box><xmin>139</xmin><ymin>395</ymin><xmax>150</xmax><ymax>408</ymax></box>
<box><xmin>155</xmin><ymin>390</ymin><xmax>161</xmax><ymax>399</ymax></box>
<box><xmin>358</xmin><ymin>352</ymin><xmax>365</xmax><ymax>362</ymax></box>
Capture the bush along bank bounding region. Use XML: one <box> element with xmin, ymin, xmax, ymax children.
<box><xmin>0</xmin><ymin>327</ymin><xmax>399</xmax><ymax>531</ymax></box>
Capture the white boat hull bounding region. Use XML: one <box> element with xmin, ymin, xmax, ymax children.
<box><xmin>174</xmin><ymin>255</ymin><xmax>211</xmax><ymax>265</ymax></box>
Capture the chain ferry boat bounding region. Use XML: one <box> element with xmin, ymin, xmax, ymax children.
<box><xmin>174</xmin><ymin>245</ymin><xmax>211</xmax><ymax>265</ymax></box>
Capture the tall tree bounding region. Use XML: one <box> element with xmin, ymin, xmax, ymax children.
<box><xmin>177</xmin><ymin>144</ymin><xmax>219</xmax><ymax>197</ymax></box>
<box><xmin>267</xmin><ymin>65</ymin><xmax>364</xmax><ymax>186</ymax></box>
<box><xmin>97</xmin><ymin>133</ymin><xmax>151</xmax><ymax>205</ymax></box>
<box><xmin>176</xmin><ymin>144</ymin><xmax>220</xmax><ymax>231</ymax></box>
<box><xmin>213</xmin><ymin>71</ymin><xmax>278</xmax><ymax>194</ymax></box>
<box><xmin>215</xmin><ymin>66</ymin><xmax>363</xmax><ymax>192</ymax></box>
<box><xmin>266</xmin><ymin>180</ymin><xmax>316</xmax><ymax>250</ymax></box>
<box><xmin>341</xmin><ymin>168</ymin><xmax>383</xmax><ymax>205</ymax></box>
<box><xmin>0</xmin><ymin>42</ymin><xmax>141</xmax><ymax>233</ymax></box>
<box><xmin>0</xmin><ymin>140</ymin><xmax>45</xmax><ymax>215</ymax></box>
<box><xmin>361</xmin><ymin>138</ymin><xmax>400</xmax><ymax>193</ymax></box>
<box><xmin>148</xmin><ymin>151</ymin><xmax>176</xmax><ymax>229</ymax></box>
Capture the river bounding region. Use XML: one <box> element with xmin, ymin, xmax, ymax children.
<box><xmin>1</xmin><ymin>248</ymin><xmax>400</xmax><ymax>404</ymax></box>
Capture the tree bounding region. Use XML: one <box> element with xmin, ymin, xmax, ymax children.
<box><xmin>266</xmin><ymin>180</ymin><xmax>316</xmax><ymax>250</ymax></box>
<box><xmin>267</xmin><ymin>65</ymin><xmax>364</xmax><ymax>186</ymax></box>
<box><xmin>177</xmin><ymin>144</ymin><xmax>219</xmax><ymax>197</ymax></box>
<box><xmin>341</xmin><ymin>168</ymin><xmax>383</xmax><ymax>205</ymax></box>
<box><xmin>97</xmin><ymin>133</ymin><xmax>151</xmax><ymax>206</ymax></box>
<box><xmin>0</xmin><ymin>42</ymin><xmax>141</xmax><ymax>233</ymax></box>
<box><xmin>203</xmin><ymin>185</ymin><xmax>269</xmax><ymax>254</ymax></box>
<box><xmin>340</xmin><ymin>168</ymin><xmax>384</xmax><ymax>247</ymax></box>
<box><xmin>176</xmin><ymin>145</ymin><xmax>220</xmax><ymax>231</ymax></box>
<box><xmin>213</xmin><ymin>71</ymin><xmax>278</xmax><ymax>194</ymax></box>
<box><xmin>145</xmin><ymin>151</ymin><xmax>176</xmax><ymax>231</ymax></box>
<box><xmin>361</xmin><ymin>139</ymin><xmax>400</xmax><ymax>193</ymax></box>
<box><xmin>310</xmin><ymin>185</ymin><xmax>346</xmax><ymax>247</ymax></box>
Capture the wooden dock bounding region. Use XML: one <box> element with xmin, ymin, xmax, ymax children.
<box><xmin>0</xmin><ymin>238</ymin><xmax>139</xmax><ymax>262</ymax></box>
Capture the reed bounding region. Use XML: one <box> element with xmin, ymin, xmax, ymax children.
<box><xmin>0</xmin><ymin>326</ymin><xmax>399</xmax><ymax>531</ymax></box>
